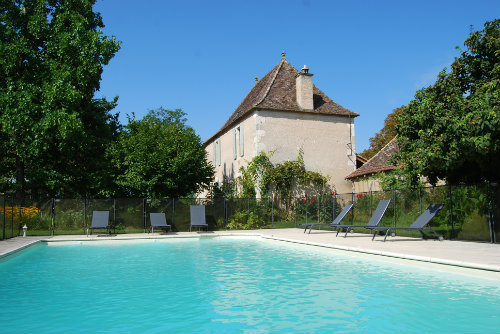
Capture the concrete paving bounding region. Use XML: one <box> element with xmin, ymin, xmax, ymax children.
<box><xmin>1</xmin><ymin>229</ymin><xmax>499</xmax><ymax>276</ymax></box>
<box><xmin>0</xmin><ymin>236</ymin><xmax>48</xmax><ymax>258</ymax></box>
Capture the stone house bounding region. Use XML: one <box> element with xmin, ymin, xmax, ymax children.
<box><xmin>202</xmin><ymin>53</ymin><xmax>359</xmax><ymax>196</ymax></box>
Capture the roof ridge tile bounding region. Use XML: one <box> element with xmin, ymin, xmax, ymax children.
<box><xmin>255</xmin><ymin>60</ymin><xmax>285</xmax><ymax>107</ymax></box>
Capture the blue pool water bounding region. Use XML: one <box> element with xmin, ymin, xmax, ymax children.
<box><xmin>0</xmin><ymin>237</ymin><xmax>499</xmax><ymax>334</ymax></box>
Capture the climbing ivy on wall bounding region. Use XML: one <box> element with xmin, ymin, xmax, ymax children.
<box><xmin>236</xmin><ymin>149</ymin><xmax>330</xmax><ymax>199</ymax></box>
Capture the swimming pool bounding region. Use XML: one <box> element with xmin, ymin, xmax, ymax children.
<box><xmin>0</xmin><ymin>237</ymin><xmax>498</xmax><ymax>333</ymax></box>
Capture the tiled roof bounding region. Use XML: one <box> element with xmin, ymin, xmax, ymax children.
<box><xmin>346</xmin><ymin>137</ymin><xmax>399</xmax><ymax>179</ymax></box>
<box><xmin>203</xmin><ymin>57</ymin><xmax>358</xmax><ymax>147</ymax></box>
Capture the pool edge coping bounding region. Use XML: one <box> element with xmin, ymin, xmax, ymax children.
<box><xmin>0</xmin><ymin>239</ymin><xmax>44</xmax><ymax>261</ymax></box>
<box><xmin>261</xmin><ymin>235</ymin><xmax>500</xmax><ymax>273</ymax></box>
<box><xmin>0</xmin><ymin>233</ymin><xmax>258</xmax><ymax>258</ymax></box>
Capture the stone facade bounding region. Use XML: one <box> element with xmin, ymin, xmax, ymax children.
<box><xmin>205</xmin><ymin>114</ymin><xmax>255</xmax><ymax>184</ymax></box>
<box><xmin>203</xmin><ymin>54</ymin><xmax>359</xmax><ymax>196</ymax></box>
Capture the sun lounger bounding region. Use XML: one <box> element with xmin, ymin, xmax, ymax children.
<box><xmin>335</xmin><ymin>199</ymin><xmax>391</xmax><ymax>237</ymax></box>
<box><xmin>301</xmin><ymin>203</ymin><xmax>353</xmax><ymax>234</ymax></box>
<box><xmin>371</xmin><ymin>204</ymin><xmax>444</xmax><ymax>242</ymax></box>
<box><xmin>149</xmin><ymin>213</ymin><xmax>171</xmax><ymax>234</ymax></box>
<box><xmin>189</xmin><ymin>205</ymin><xmax>208</xmax><ymax>232</ymax></box>
<box><xmin>87</xmin><ymin>211</ymin><xmax>110</xmax><ymax>236</ymax></box>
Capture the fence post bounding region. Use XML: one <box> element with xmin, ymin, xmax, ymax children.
<box><xmin>113</xmin><ymin>199</ymin><xmax>116</xmax><ymax>234</ymax></box>
<box><xmin>294</xmin><ymin>198</ymin><xmax>297</xmax><ymax>227</ymax></box>
<box><xmin>317</xmin><ymin>196</ymin><xmax>320</xmax><ymax>224</ymax></box>
<box><xmin>271</xmin><ymin>197</ymin><xmax>274</xmax><ymax>227</ymax></box>
<box><xmin>11</xmin><ymin>198</ymin><xmax>14</xmax><ymax>237</ymax></box>
<box><xmin>305</xmin><ymin>196</ymin><xmax>308</xmax><ymax>225</ymax></box>
<box><xmin>392</xmin><ymin>190</ymin><xmax>396</xmax><ymax>227</ymax></box>
<box><xmin>50</xmin><ymin>198</ymin><xmax>55</xmax><ymax>236</ymax></box>
<box><xmin>487</xmin><ymin>183</ymin><xmax>496</xmax><ymax>243</ymax></box>
<box><xmin>38</xmin><ymin>200</ymin><xmax>43</xmax><ymax>236</ymax></box>
<box><xmin>18</xmin><ymin>205</ymin><xmax>22</xmax><ymax>237</ymax></box>
<box><xmin>351</xmin><ymin>192</ymin><xmax>354</xmax><ymax>224</ymax></box>
<box><xmin>370</xmin><ymin>190</ymin><xmax>373</xmax><ymax>216</ymax></box>
<box><xmin>224</xmin><ymin>198</ymin><xmax>228</xmax><ymax>229</ymax></box>
<box><xmin>493</xmin><ymin>184</ymin><xmax>498</xmax><ymax>244</ymax></box>
<box><xmin>419</xmin><ymin>188</ymin><xmax>422</xmax><ymax>215</ymax></box>
<box><xmin>448</xmin><ymin>184</ymin><xmax>455</xmax><ymax>240</ymax></box>
<box><xmin>248</xmin><ymin>198</ymin><xmax>251</xmax><ymax>227</ymax></box>
<box><xmin>333</xmin><ymin>194</ymin><xmax>337</xmax><ymax>220</ymax></box>
<box><xmin>83</xmin><ymin>198</ymin><xmax>87</xmax><ymax>234</ymax></box>
<box><xmin>143</xmin><ymin>198</ymin><xmax>146</xmax><ymax>233</ymax></box>
<box><xmin>2</xmin><ymin>197</ymin><xmax>5</xmax><ymax>239</ymax></box>
<box><xmin>171</xmin><ymin>198</ymin><xmax>175</xmax><ymax>230</ymax></box>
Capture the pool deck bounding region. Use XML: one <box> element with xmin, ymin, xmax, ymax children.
<box><xmin>1</xmin><ymin>229</ymin><xmax>499</xmax><ymax>274</ymax></box>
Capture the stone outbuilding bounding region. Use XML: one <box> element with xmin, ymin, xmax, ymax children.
<box><xmin>203</xmin><ymin>53</ymin><xmax>359</xmax><ymax>195</ymax></box>
<box><xmin>345</xmin><ymin>137</ymin><xmax>399</xmax><ymax>193</ymax></box>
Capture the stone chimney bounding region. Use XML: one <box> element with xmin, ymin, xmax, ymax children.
<box><xmin>296</xmin><ymin>65</ymin><xmax>314</xmax><ymax>110</ymax></box>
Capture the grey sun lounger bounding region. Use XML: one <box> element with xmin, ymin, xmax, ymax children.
<box><xmin>335</xmin><ymin>199</ymin><xmax>391</xmax><ymax>237</ymax></box>
<box><xmin>371</xmin><ymin>204</ymin><xmax>444</xmax><ymax>242</ymax></box>
<box><xmin>87</xmin><ymin>211</ymin><xmax>110</xmax><ymax>236</ymax></box>
<box><xmin>189</xmin><ymin>205</ymin><xmax>208</xmax><ymax>232</ymax></box>
<box><xmin>301</xmin><ymin>203</ymin><xmax>353</xmax><ymax>234</ymax></box>
<box><xmin>149</xmin><ymin>213</ymin><xmax>171</xmax><ymax>234</ymax></box>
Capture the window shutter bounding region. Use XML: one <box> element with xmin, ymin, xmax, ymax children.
<box><xmin>239</xmin><ymin>126</ymin><xmax>244</xmax><ymax>157</ymax></box>
<box><xmin>212</xmin><ymin>142</ymin><xmax>216</xmax><ymax>166</ymax></box>
<box><xmin>217</xmin><ymin>140</ymin><xmax>221</xmax><ymax>166</ymax></box>
<box><xmin>233</xmin><ymin>129</ymin><xmax>237</xmax><ymax>160</ymax></box>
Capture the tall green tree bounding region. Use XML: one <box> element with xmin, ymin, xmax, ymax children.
<box><xmin>0</xmin><ymin>0</ymin><xmax>121</xmax><ymax>199</ymax></box>
<box><xmin>361</xmin><ymin>105</ymin><xmax>405</xmax><ymax>160</ymax></box>
<box><xmin>112</xmin><ymin>108</ymin><xmax>214</xmax><ymax>198</ymax></box>
<box><xmin>395</xmin><ymin>19</ymin><xmax>500</xmax><ymax>185</ymax></box>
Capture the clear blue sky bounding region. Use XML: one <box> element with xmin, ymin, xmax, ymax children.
<box><xmin>94</xmin><ymin>0</ymin><xmax>499</xmax><ymax>152</ymax></box>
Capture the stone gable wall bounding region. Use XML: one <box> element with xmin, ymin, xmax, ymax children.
<box><xmin>205</xmin><ymin>109</ymin><xmax>355</xmax><ymax>195</ymax></box>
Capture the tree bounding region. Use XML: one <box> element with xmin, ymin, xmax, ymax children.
<box><xmin>112</xmin><ymin>108</ymin><xmax>214</xmax><ymax>198</ymax></box>
<box><xmin>395</xmin><ymin>19</ymin><xmax>500</xmax><ymax>186</ymax></box>
<box><xmin>0</xmin><ymin>0</ymin><xmax>121</xmax><ymax>199</ymax></box>
<box><xmin>361</xmin><ymin>105</ymin><xmax>405</xmax><ymax>160</ymax></box>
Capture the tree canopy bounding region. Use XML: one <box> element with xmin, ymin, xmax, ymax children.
<box><xmin>361</xmin><ymin>105</ymin><xmax>405</xmax><ymax>160</ymax></box>
<box><xmin>112</xmin><ymin>108</ymin><xmax>214</xmax><ymax>198</ymax></box>
<box><xmin>0</xmin><ymin>0</ymin><xmax>121</xmax><ymax>198</ymax></box>
<box><xmin>395</xmin><ymin>19</ymin><xmax>500</xmax><ymax>185</ymax></box>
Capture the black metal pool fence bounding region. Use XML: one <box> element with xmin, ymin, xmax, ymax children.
<box><xmin>1</xmin><ymin>184</ymin><xmax>498</xmax><ymax>243</ymax></box>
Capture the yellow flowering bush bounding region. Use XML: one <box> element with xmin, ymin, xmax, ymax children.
<box><xmin>0</xmin><ymin>206</ymin><xmax>41</xmax><ymax>220</ymax></box>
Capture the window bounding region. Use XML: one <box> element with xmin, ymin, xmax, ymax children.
<box><xmin>216</xmin><ymin>140</ymin><xmax>221</xmax><ymax>166</ymax></box>
<box><xmin>232</xmin><ymin>126</ymin><xmax>244</xmax><ymax>159</ymax></box>
<box><xmin>213</xmin><ymin>140</ymin><xmax>221</xmax><ymax>167</ymax></box>
<box><xmin>212</xmin><ymin>142</ymin><xmax>216</xmax><ymax>166</ymax></box>
<box><xmin>239</xmin><ymin>126</ymin><xmax>244</xmax><ymax>157</ymax></box>
<box><xmin>233</xmin><ymin>129</ymin><xmax>237</xmax><ymax>160</ymax></box>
